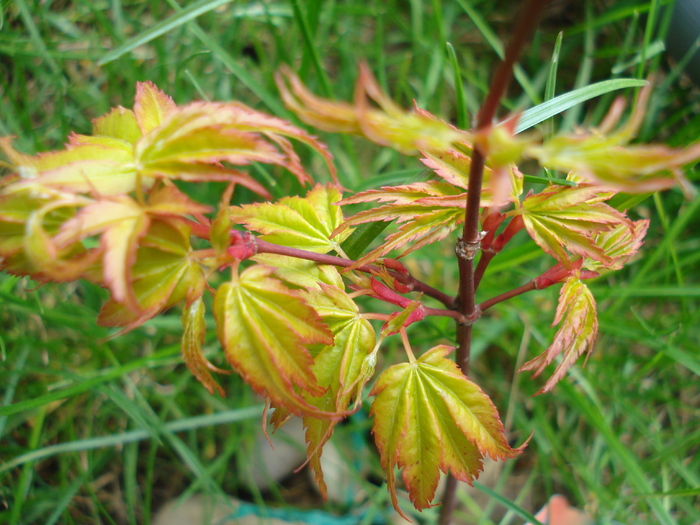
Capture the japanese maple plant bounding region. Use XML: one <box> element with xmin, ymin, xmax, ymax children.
<box><xmin>0</xmin><ymin>1</ymin><xmax>696</xmax><ymax>522</ymax></box>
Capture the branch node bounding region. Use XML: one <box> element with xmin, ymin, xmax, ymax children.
<box><xmin>458</xmin><ymin>306</ymin><xmax>482</xmax><ymax>326</ymax></box>
<box><xmin>455</xmin><ymin>232</ymin><xmax>486</xmax><ymax>261</ymax></box>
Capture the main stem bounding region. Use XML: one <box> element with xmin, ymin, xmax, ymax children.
<box><xmin>439</xmin><ymin>1</ymin><xmax>549</xmax><ymax>523</ymax></box>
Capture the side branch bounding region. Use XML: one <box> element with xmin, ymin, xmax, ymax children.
<box><xmin>244</xmin><ymin>236</ymin><xmax>456</xmax><ymax>308</ymax></box>
<box><xmin>479</xmin><ymin>281</ymin><xmax>537</xmax><ymax>312</ymax></box>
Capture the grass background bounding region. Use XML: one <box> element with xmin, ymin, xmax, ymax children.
<box><xmin>1</xmin><ymin>0</ymin><xmax>699</xmax><ymax>523</ymax></box>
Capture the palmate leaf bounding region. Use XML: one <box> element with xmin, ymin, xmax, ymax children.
<box><xmin>214</xmin><ymin>265</ymin><xmax>346</xmax><ymax>419</ymax></box>
<box><xmin>135</xmin><ymin>99</ymin><xmax>336</xmax><ymax>189</ymax></box>
<box><xmin>335</xmin><ymin>180</ymin><xmax>466</xmax><ymax>268</ymax></box>
<box><xmin>346</xmin><ymin>207</ymin><xmax>464</xmax><ymax>269</ymax></box>
<box><xmin>299</xmin><ymin>285</ymin><xmax>376</xmax><ymax>497</ymax></box>
<box><xmin>584</xmin><ymin>219</ymin><xmax>649</xmax><ymax>272</ymax></box>
<box><xmin>97</xmin><ymin>219</ymin><xmax>206</xmax><ymax>330</ymax></box>
<box><xmin>516</xmin><ymin>184</ymin><xmax>631</xmax><ymax>268</ymax></box>
<box><xmin>370</xmin><ymin>345</ymin><xmax>521</xmax><ymax>518</ymax></box>
<box><xmin>231</xmin><ymin>184</ymin><xmax>350</xmax><ymax>253</ymax></box>
<box><xmin>520</xmin><ymin>275</ymin><xmax>598</xmax><ymax>394</ymax></box>
<box><xmin>527</xmin><ymin>85</ymin><xmax>697</xmax><ymax>197</ymax></box>
<box><xmin>181</xmin><ymin>296</ymin><xmax>229</xmax><ymax>397</ymax></box>
<box><xmin>0</xmin><ymin>136</ymin><xmax>145</xmax><ymax>196</ymax></box>
<box><xmin>277</xmin><ymin>63</ymin><xmax>470</xmax><ymax>155</ymax></box>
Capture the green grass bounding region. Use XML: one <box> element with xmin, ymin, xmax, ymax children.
<box><xmin>1</xmin><ymin>0</ymin><xmax>699</xmax><ymax>524</ymax></box>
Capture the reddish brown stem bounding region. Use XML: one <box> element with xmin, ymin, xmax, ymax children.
<box><xmin>251</xmin><ymin>238</ymin><xmax>456</xmax><ymax>308</ymax></box>
<box><xmin>479</xmin><ymin>281</ymin><xmax>537</xmax><ymax>312</ymax></box>
<box><xmin>440</xmin><ymin>1</ymin><xmax>549</xmax><ymax>524</ymax></box>
<box><xmin>474</xmin><ymin>250</ymin><xmax>497</xmax><ymax>289</ymax></box>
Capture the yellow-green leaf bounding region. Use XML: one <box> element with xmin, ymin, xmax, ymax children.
<box><xmin>300</xmin><ymin>285</ymin><xmax>376</xmax><ymax>496</ymax></box>
<box><xmin>93</xmin><ymin>106</ymin><xmax>142</xmax><ymax>145</ymax></box>
<box><xmin>520</xmin><ymin>275</ymin><xmax>598</xmax><ymax>394</ymax></box>
<box><xmin>213</xmin><ymin>265</ymin><xmax>341</xmax><ymax>419</ymax></box>
<box><xmin>181</xmin><ymin>296</ymin><xmax>228</xmax><ymax>397</ymax></box>
<box><xmin>370</xmin><ymin>345</ymin><xmax>520</xmax><ymax>516</ymax></box>
<box><xmin>231</xmin><ymin>184</ymin><xmax>349</xmax><ymax>254</ymax></box>
<box><xmin>517</xmin><ymin>184</ymin><xmax>630</xmax><ymax>267</ymax></box>
<box><xmin>134</xmin><ymin>81</ymin><xmax>177</xmax><ymax>135</ymax></box>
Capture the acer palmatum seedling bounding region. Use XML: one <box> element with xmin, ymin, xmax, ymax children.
<box><xmin>0</xmin><ymin>1</ymin><xmax>697</xmax><ymax>522</ymax></box>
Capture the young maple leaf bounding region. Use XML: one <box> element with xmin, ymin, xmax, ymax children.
<box><xmin>97</xmin><ymin>219</ymin><xmax>206</xmax><ymax>331</ymax></box>
<box><xmin>214</xmin><ymin>264</ymin><xmax>347</xmax><ymax>420</ymax></box>
<box><xmin>370</xmin><ymin>345</ymin><xmax>522</xmax><ymax>518</ymax></box>
<box><xmin>133</xmin><ymin>81</ymin><xmax>177</xmax><ymax>135</ymax></box>
<box><xmin>520</xmin><ymin>275</ymin><xmax>598</xmax><ymax>394</ymax></box>
<box><xmin>527</xmin><ymin>85</ymin><xmax>697</xmax><ymax>197</ymax></box>
<box><xmin>230</xmin><ymin>184</ymin><xmax>350</xmax><ymax>254</ymax></box>
<box><xmin>53</xmin><ymin>186</ymin><xmax>209</xmax><ymax>313</ymax></box>
<box><xmin>298</xmin><ymin>284</ymin><xmax>377</xmax><ymax>497</ymax></box>
<box><xmin>135</xmin><ymin>99</ymin><xmax>336</xmax><ymax>193</ymax></box>
<box><xmin>181</xmin><ymin>296</ymin><xmax>229</xmax><ymax>397</ymax></box>
<box><xmin>0</xmin><ymin>135</ymin><xmax>145</xmax><ymax>197</ymax></box>
<box><xmin>253</xmin><ymin>254</ymin><xmax>346</xmax><ymax>291</ymax></box>
<box><xmin>277</xmin><ymin>63</ymin><xmax>470</xmax><ymax>155</ymax></box>
<box><xmin>583</xmin><ymin>219</ymin><xmax>650</xmax><ymax>272</ymax></box>
<box><xmin>514</xmin><ymin>184</ymin><xmax>631</xmax><ymax>268</ymax></box>
<box><xmin>334</xmin><ymin>181</ymin><xmax>466</xmax><ymax>268</ymax></box>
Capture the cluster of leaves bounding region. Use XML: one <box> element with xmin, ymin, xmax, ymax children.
<box><xmin>0</xmin><ymin>69</ymin><xmax>696</xmax><ymax>517</ymax></box>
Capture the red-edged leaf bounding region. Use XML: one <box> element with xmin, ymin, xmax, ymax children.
<box><xmin>231</xmin><ymin>184</ymin><xmax>349</xmax><ymax>254</ymax></box>
<box><xmin>299</xmin><ymin>285</ymin><xmax>376</xmax><ymax>497</ymax></box>
<box><xmin>520</xmin><ymin>275</ymin><xmax>598</xmax><ymax>394</ymax></box>
<box><xmin>213</xmin><ymin>265</ymin><xmax>344</xmax><ymax>419</ymax></box>
<box><xmin>584</xmin><ymin>219</ymin><xmax>649</xmax><ymax>272</ymax></box>
<box><xmin>181</xmin><ymin>296</ymin><xmax>229</xmax><ymax>397</ymax></box>
<box><xmin>134</xmin><ymin>81</ymin><xmax>177</xmax><ymax>135</ymax></box>
<box><xmin>98</xmin><ymin>219</ymin><xmax>205</xmax><ymax>330</ymax></box>
<box><xmin>517</xmin><ymin>184</ymin><xmax>631</xmax><ymax>267</ymax></box>
<box><xmin>528</xmin><ymin>86</ymin><xmax>696</xmax><ymax>197</ymax></box>
<box><xmin>370</xmin><ymin>345</ymin><xmax>521</xmax><ymax>516</ymax></box>
<box><xmin>277</xmin><ymin>64</ymin><xmax>471</xmax><ymax>155</ymax></box>
<box><xmin>92</xmin><ymin>106</ymin><xmax>142</xmax><ymax>145</ymax></box>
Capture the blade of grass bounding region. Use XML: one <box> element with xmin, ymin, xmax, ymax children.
<box><xmin>0</xmin><ymin>406</ymin><xmax>263</xmax><ymax>474</ymax></box>
<box><xmin>447</xmin><ymin>42</ymin><xmax>469</xmax><ymax>129</ymax></box>
<box><xmin>9</xmin><ymin>405</ymin><xmax>47</xmax><ymax>525</ymax></box>
<box><xmin>0</xmin><ymin>344</ymin><xmax>180</xmax><ymax>418</ymax></box>
<box><xmin>515</xmin><ymin>78</ymin><xmax>647</xmax><ymax>133</ymax></box>
<box><xmin>97</xmin><ymin>0</ymin><xmax>237</xmax><ymax>65</ymax></box>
